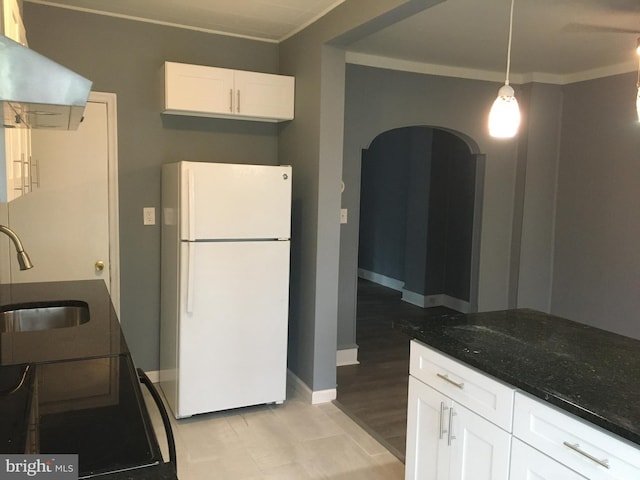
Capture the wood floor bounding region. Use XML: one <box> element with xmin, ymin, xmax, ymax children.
<box><xmin>335</xmin><ymin>279</ymin><xmax>457</xmax><ymax>461</ymax></box>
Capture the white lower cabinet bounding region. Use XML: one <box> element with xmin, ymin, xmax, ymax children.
<box><xmin>513</xmin><ymin>392</ymin><xmax>640</xmax><ymax>480</ymax></box>
<box><xmin>406</xmin><ymin>342</ymin><xmax>512</xmax><ymax>480</ymax></box>
<box><xmin>509</xmin><ymin>438</ymin><xmax>587</xmax><ymax>479</ymax></box>
<box><xmin>406</xmin><ymin>341</ymin><xmax>640</xmax><ymax>480</ymax></box>
<box><xmin>405</xmin><ymin>377</ymin><xmax>452</xmax><ymax>480</ymax></box>
<box><xmin>406</xmin><ymin>377</ymin><xmax>511</xmax><ymax>480</ymax></box>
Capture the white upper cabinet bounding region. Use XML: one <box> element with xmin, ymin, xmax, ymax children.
<box><xmin>2</xmin><ymin>0</ymin><xmax>26</xmax><ymax>45</ymax></box>
<box><xmin>1</xmin><ymin>0</ymin><xmax>33</xmax><ymax>203</ymax></box>
<box><xmin>162</xmin><ymin>62</ymin><xmax>295</xmax><ymax>122</ymax></box>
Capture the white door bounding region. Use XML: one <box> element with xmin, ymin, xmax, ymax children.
<box><xmin>405</xmin><ymin>377</ymin><xmax>452</xmax><ymax>480</ymax></box>
<box><xmin>448</xmin><ymin>403</ymin><xmax>511</xmax><ymax>480</ymax></box>
<box><xmin>179</xmin><ymin>161</ymin><xmax>291</xmax><ymax>241</ymax></box>
<box><xmin>176</xmin><ymin>240</ymin><xmax>290</xmax><ymax>417</ymax></box>
<box><xmin>7</xmin><ymin>94</ymin><xmax>119</xmax><ymax>311</ymax></box>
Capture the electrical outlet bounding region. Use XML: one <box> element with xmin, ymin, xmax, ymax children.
<box><xmin>143</xmin><ymin>207</ymin><xmax>156</xmax><ymax>225</ymax></box>
<box><xmin>340</xmin><ymin>208</ymin><xmax>348</xmax><ymax>224</ymax></box>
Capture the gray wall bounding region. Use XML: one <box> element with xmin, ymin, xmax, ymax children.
<box><xmin>279</xmin><ymin>0</ymin><xmax>446</xmax><ymax>391</ymax></box>
<box><xmin>358</xmin><ymin>128</ymin><xmax>416</xmax><ymax>281</ymax></box>
<box><xmin>511</xmin><ymin>83</ymin><xmax>563</xmax><ymax>311</ymax></box>
<box><xmin>552</xmin><ymin>72</ymin><xmax>640</xmax><ymax>340</ymax></box>
<box><xmin>339</xmin><ymin>63</ymin><xmax>521</xmax><ymax>349</ymax></box>
<box><xmin>22</xmin><ymin>3</ymin><xmax>281</xmax><ymax>370</ymax></box>
<box><xmin>427</xmin><ymin>129</ymin><xmax>476</xmax><ymax>300</ymax></box>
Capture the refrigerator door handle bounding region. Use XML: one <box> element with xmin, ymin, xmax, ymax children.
<box><xmin>186</xmin><ymin>242</ymin><xmax>195</xmax><ymax>314</ymax></box>
<box><xmin>187</xmin><ymin>168</ymin><xmax>196</xmax><ymax>241</ymax></box>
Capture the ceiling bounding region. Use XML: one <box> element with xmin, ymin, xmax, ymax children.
<box><xmin>26</xmin><ymin>0</ymin><xmax>640</xmax><ymax>82</ymax></box>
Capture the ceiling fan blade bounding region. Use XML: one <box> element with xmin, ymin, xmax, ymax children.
<box><xmin>563</xmin><ymin>0</ymin><xmax>640</xmax><ymax>12</ymax></box>
<box><xmin>563</xmin><ymin>23</ymin><xmax>640</xmax><ymax>34</ymax></box>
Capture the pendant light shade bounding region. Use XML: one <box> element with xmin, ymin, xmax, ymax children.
<box><xmin>489</xmin><ymin>0</ymin><xmax>519</xmax><ymax>138</ymax></box>
<box><xmin>636</xmin><ymin>85</ymin><xmax>640</xmax><ymax>122</ymax></box>
<box><xmin>489</xmin><ymin>84</ymin><xmax>520</xmax><ymax>137</ymax></box>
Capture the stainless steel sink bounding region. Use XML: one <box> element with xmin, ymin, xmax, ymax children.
<box><xmin>0</xmin><ymin>301</ymin><xmax>89</xmax><ymax>333</ymax></box>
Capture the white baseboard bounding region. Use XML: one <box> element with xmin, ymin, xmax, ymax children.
<box><xmin>401</xmin><ymin>289</ymin><xmax>427</xmax><ymax>307</ymax></box>
<box><xmin>287</xmin><ymin>369</ymin><xmax>336</xmax><ymax>404</ymax></box>
<box><xmin>358</xmin><ymin>268</ymin><xmax>404</xmax><ymax>291</ymax></box>
<box><xmin>402</xmin><ymin>291</ymin><xmax>471</xmax><ymax>313</ymax></box>
<box><xmin>143</xmin><ymin>369</ymin><xmax>160</xmax><ymax>383</ymax></box>
<box><xmin>336</xmin><ymin>347</ymin><xmax>359</xmax><ymax>366</ymax></box>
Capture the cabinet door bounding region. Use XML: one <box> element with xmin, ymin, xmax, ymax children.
<box><xmin>2</xmin><ymin>126</ymin><xmax>30</xmax><ymax>202</ymax></box>
<box><xmin>448</xmin><ymin>402</ymin><xmax>511</xmax><ymax>480</ymax></box>
<box><xmin>164</xmin><ymin>62</ymin><xmax>234</xmax><ymax>116</ymax></box>
<box><xmin>406</xmin><ymin>376</ymin><xmax>451</xmax><ymax>480</ymax></box>
<box><xmin>2</xmin><ymin>0</ymin><xmax>27</xmax><ymax>44</ymax></box>
<box><xmin>234</xmin><ymin>70</ymin><xmax>294</xmax><ymax>121</ymax></box>
<box><xmin>510</xmin><ymin>438</ymin><xmax>586</xmax><ymax>480</ymax></box>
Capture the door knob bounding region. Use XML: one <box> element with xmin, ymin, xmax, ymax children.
<box><xmin>95</xmin><ymin>260</ymin><xmax>105</xmax><ymax>272</ymax></box>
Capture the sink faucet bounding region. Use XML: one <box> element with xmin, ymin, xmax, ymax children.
<box><xmin>0</xmin><ymin>225</ymin><xmax>33</xmax><ymax>270</ymax></box>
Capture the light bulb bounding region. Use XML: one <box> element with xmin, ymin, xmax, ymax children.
<box><xmin>489</xmin><ymin>84</ymin><xmax>521</xmax><ymax>138</ymax></box>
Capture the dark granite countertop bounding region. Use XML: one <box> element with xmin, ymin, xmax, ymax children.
<box><xmin>396</xmin><ymin>308</ymin><xmax>640</xmax><ymax>447</ymax></box>
<box><xmin>0</xmin><ymin>281</ymin><xmax>175</xmax><ymax>480</ymax></box>
<box><xmin>0</xmin><ymin>280</ymin><xmax>127</xmax><ymax>366</ymax></box>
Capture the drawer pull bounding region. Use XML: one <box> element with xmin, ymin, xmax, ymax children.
<box><xmin>563</xmin><ymin>442</ymin><xmax>610</xmax><ymax>469</ymax></box>
<box><xmin>437</xmin><ymin>373</ymin><xmax>464</xmax><ymax>389</ymax></box>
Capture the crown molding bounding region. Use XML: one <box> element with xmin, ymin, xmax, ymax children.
<box><xmin>345</xmin><ymin>51</ymin><xmax>637</xmax><ymax>86</ymax></box>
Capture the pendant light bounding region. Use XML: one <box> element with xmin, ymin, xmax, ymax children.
<box><xmin>489</xmin><ymin>0</ymin><xmax>520</xmax><ymax>138</ymax></box>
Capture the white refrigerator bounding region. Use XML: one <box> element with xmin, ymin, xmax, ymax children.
<box><xmin>159</xmin><ymin>161</ymin><xmax>292</xmax><ymax>418</ymax></box>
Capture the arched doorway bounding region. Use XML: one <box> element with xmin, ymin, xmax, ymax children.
<box><xmin>358</xmin><ymin>126</ymin><xmax>482</xmax><ymax>312</ymax></box>
<box><xmin>335</xmin><ymin>125</ymin><xmax>484</xmax><ymax>460</ymax></box>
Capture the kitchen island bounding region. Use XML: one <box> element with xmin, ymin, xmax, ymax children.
<box><xmin>397</xmin><ymin>308</ymin><xmax>640</xmax><ymax>479</ymax></box>
<box><xmin>0</xmin><ymin>280</ymin><xmax>177</xmax><ymax>479</ymax></box>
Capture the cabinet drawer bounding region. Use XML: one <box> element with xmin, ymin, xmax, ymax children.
<box><xmin>409</xmin><ymin>340</ymin><xmax>514</xmax><ymax>431</ymax></box>
<box><xmin>510</xmin><ymin>438</ymin><xmax>586</xmax><ymax>479</ymax></box>
<box><xmin>513</xmin><ymin>392</ymin><xmax>640</xmax><ymax>479</ymax></box>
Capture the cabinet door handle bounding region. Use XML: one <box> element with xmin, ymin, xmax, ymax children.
<box><xmin>563</xmin><ymin>442</ymin><xmax>610</xmax><ymax>469</ymax></box>
<box><xmin>447</xmin><ymin>407</ymin><xmax>456</xmax><ymax>446</ymax></box>
<box><xmin>30</xmin><ymin>155</ymin><xmax>40</xmax><ymax>189</ymax></box>
<box><xmin>20</xmin><ymin>154</ymin><xmax>27</xmax><ymax>193</ymax></box>
<box><xmin>229</xmin><ymin>88</ymin><xmax>233</xmax><ymax>112</ymax></box>
<box><xmin>439</xmin><ymin>401</ymin><xmax>448</xmax><ymax>439</ymax></box>
<box><xmin>237</xmin><ymin>90</ymin><xmax>241</xmax><ymax>113</ymax></box>
<box><xmin>437</xmin><ymin>373</ymin><xmax>464</xmax><ymax>389</ymax></box>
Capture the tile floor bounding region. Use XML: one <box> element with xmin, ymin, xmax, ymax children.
<box><xmin>142</xmin><ymin>381</ymin><xmax>404</xmax><ymax>480</ymax></box>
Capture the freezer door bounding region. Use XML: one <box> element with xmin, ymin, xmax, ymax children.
<box><xmin>179</xmin><ymin>162</ymin><xmax>292</xmax><ymax>240</ymax></box>
<box><xmin>176</xmin><ymin>240</ymin><xmax>290</xmax><ymax>417</ymax></box>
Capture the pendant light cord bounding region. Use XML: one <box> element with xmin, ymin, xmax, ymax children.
<box><xmin>505</xmin><ymin>0</ymin><xmax>515</xmax><ymax>86</ymax></box>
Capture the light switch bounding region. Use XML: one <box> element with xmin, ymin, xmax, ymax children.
<box><xmin>143</xmin><ymin>207</ymin><xmax>156</xmax><ymax>225</ymax></box>
<box><xmin>340</xmin><ymin>208</ymin><xmax>348</xmax><ymax>224</ymax></box>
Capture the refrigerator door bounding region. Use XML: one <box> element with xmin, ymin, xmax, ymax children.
<box><xmin>179</xmin><ymin>162</ymin><xmax>291</xmax><ymax>241</ymax></box>
<box><xmin>176</xmin><ymin>240</ymin><xmax>290</xmax><ymax>418</ymax></box>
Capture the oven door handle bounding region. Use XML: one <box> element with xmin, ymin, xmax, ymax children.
<box><xmin>137</xmin><ymin>368</ymin><xmax>177</xmax><ymax>471</ymax></box>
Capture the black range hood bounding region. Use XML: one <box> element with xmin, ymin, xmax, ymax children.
<box><xmin>0</xmin><ymin>35</ymin><xmax>92</xmax><ymax>130</ymax></box>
